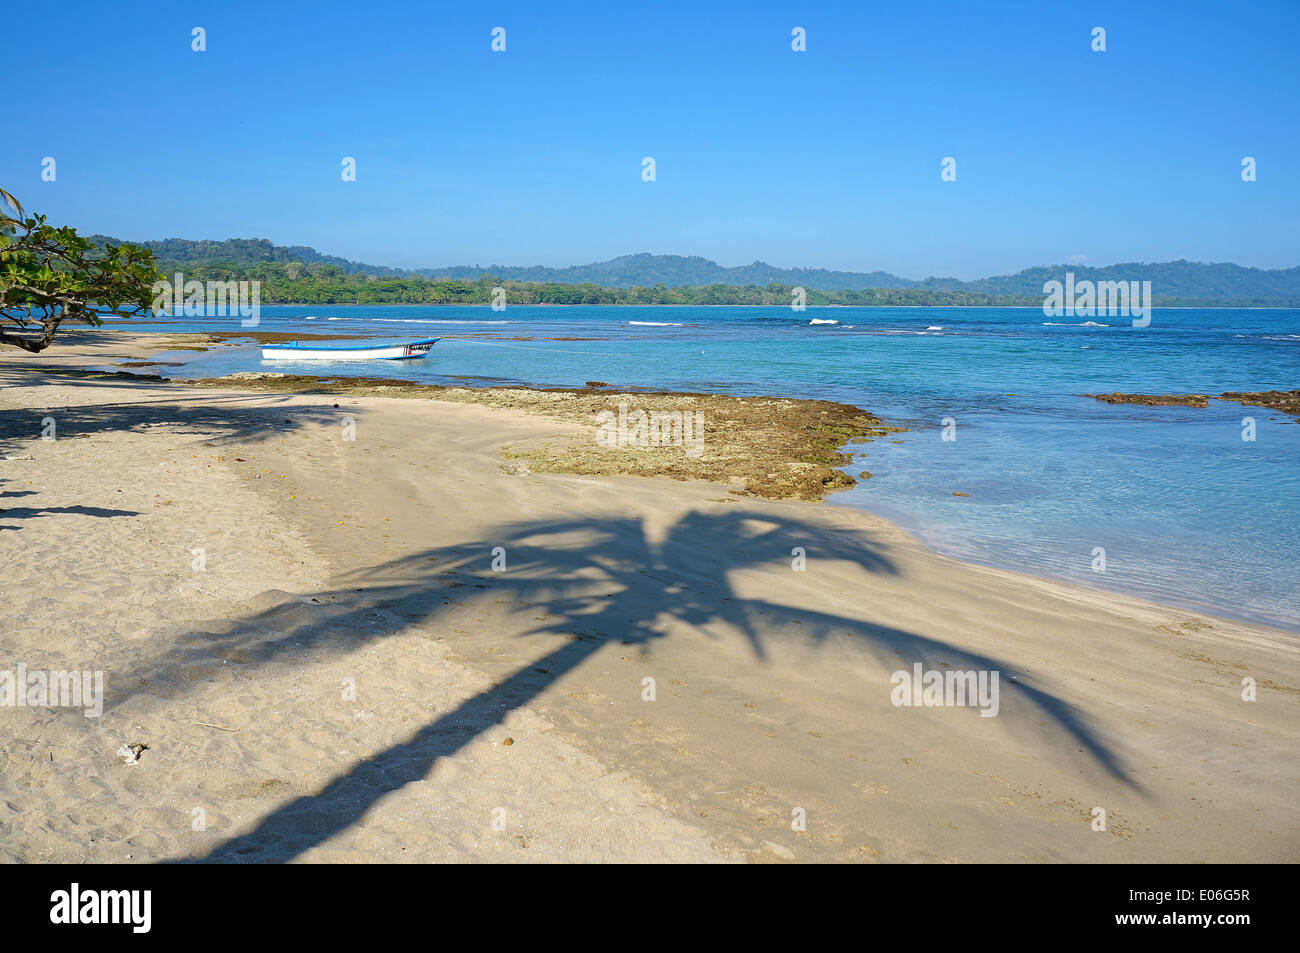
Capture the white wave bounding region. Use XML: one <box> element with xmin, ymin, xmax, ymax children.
<box><xmin>809</xmin><ymin>318</ymin><xmax>838</xmax><ymax>325</ymax></box>
<box><xmin>628</xmin><ymin>321</ymin><xmax>683</xmax><ymax>326</ymax></box>
<box><xmin>1042</xmin><ymin>321</ymin><xmax>1111</xmax><ymax>327</ymax></box>
<box><xmin>926</xmin><ymin>325</ymin><xmax>944</xmax><ymax>330</ymax></box>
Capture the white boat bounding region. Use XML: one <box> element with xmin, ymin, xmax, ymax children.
<box><xmin>260</xmin><ymin>338</ymin><xmax>439</xmax><ymax>361</ymax></box>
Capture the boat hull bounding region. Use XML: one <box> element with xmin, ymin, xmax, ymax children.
<box><xmin>260</xmin><ymin>338</ymin><xmax>438</xmax><ymax>361</ymax></box>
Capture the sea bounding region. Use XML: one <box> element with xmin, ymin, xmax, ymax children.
<box><xmin>122</xmin><ymin>305</ymin><xmax>1300</xmax><ymax>631</ymax></box>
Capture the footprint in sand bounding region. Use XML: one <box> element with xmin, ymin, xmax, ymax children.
<box><xmin>1154</xmin><ymin>617</ymin><xmax>1215</xmax><ymax>635</ymax></box>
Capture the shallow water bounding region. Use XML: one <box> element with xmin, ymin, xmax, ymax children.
<box><xmin>136</xmin><ymin>305</ymin><xmax>1300</xmax><ymax>630</ymax></box>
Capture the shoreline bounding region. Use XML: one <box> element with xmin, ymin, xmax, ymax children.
<box><xmin>2</xmin><ymin>335</ymin><xmax>1297</xmax><ymax>862</ymax></box>
<box><xmin>13</xmin><ymin>329</ymin><xmax>1299</xmax><ymax>631</ymax></box>
<box><xmin>854</xmin><ymin>496</ymin><xmax>1300</xmax><ymax>636</ymax></box>
<box><xmin>3</xmin><ymin>354</ymin><xmax>903</xmax><ymax>504</ymax></box>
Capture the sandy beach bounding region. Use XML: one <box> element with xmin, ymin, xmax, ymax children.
<box><xmin>1</xmin><ymin>333</ymin><xmax>1296</xmax><ymax>864</ymax></box>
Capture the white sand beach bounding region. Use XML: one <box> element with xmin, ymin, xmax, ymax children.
<box><xmin>1</xmin><ymin>335</ymin><xmax>1296</xmax><ymax>863</ymax></box>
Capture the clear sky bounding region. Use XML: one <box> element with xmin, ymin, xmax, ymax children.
<box><xmin>6</xmin><ymin>0</ymin><xmax>1298</xmax><ymax>279</ymax></box>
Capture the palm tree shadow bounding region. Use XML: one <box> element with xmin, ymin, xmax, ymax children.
<box><xmin>159</xmin><ymin>507</ymin><xmax>1138</xmax><ymax>863</ymax></box>
<box><xmin>0</xmin><ymin>503</ymin><xmax>139</xmax><ymax>523</ymax></box>
<box><xmin>0</xmin><ymin>366</ymin><xmax>346</xmax><ymax>457</ymax></box>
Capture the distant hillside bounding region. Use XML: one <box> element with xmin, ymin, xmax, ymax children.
<box><xmin>413</xmin><ymin>253</ymin><xmax>916</xmax><ymax>290</ymax></box>
<box><xmin>922</xmin><ymin>261</ymin><xmax>1300</xmax><ymax>301</ymax></box>
<box><xmin>86</xmin><ymin>236</ymin><xmax>410</xmax><ymax>277</ymax></box>
<box><xmin>90</xmin><ymin>237</ymin><xmax>1300</xmax><ymax>302</ymax></box>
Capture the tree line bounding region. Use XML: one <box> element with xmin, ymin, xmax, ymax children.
<box><xmin>158</xmin><ymin>262</ymin><xmax>1049</xmax><ymax>306</ymax></box>
<box><xmin>150</xmin><ymin>262</ymin><xmax>1291</xmax><ymax>307</ymax></box>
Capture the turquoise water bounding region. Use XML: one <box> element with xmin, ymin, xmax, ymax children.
<box><xmin>137</xmin><ymin>305</ymin><xmax>1300</xmax><ymax>630</ymax></box>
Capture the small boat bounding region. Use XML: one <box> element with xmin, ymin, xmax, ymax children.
<box><xmin>260</xmin><ymin>338</ymin><xmax>439</xmax><ymax>361</ymax></box>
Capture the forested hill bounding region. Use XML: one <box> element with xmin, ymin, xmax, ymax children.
<box><xmin>87</xmin><ymin>236</ymin><xmax>410</xmax><ymax>277</ymax></box>
<box><xmin>416</xmin><ymin>254</ymin><xmax>917</xmax><ymax>290</ymax></box>
<box><xmin>89</xmin><ymin>236</ymin><xmax>1300</xmax><ymax>302</ymax></box>
<box><xmin>920</xmin><ymin>261</ymin><xmax>1300</xmax><ymax>301</ymax></box>
<box><xmin>88</xmin><ymin>241</ymin><xmax>915</xmax><ymax>289</ymax></box>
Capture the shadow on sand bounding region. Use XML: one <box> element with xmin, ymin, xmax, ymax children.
<box><xmin>113</xmin><ymin>507</ymin><xmax>1146</xmax><ymax>863</ymax></box>
<box><xmin>0</xmin><ymin>367</ymin><xmax>347</xmax><ymax>532</ymax></box>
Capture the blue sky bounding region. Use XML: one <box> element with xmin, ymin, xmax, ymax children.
<box><xmin>6</xmin><ymin>0</ymin><xmax>1298</xmax><ymax>279</ymax></box>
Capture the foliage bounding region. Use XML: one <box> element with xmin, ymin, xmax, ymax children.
<box><xmin>1</xmin><ymin>197</ymin><xmax>161</xmax><ymax>352</ymax></box>
<box><xmin>109</xmin><ymin>259</ymin><xmax>1297</xmax><ymax>308</ymax></box>
<box><xmin>93</xmin><ymin>236</ymin><xmax>1300</xmax><ymax>303</ymax></box>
